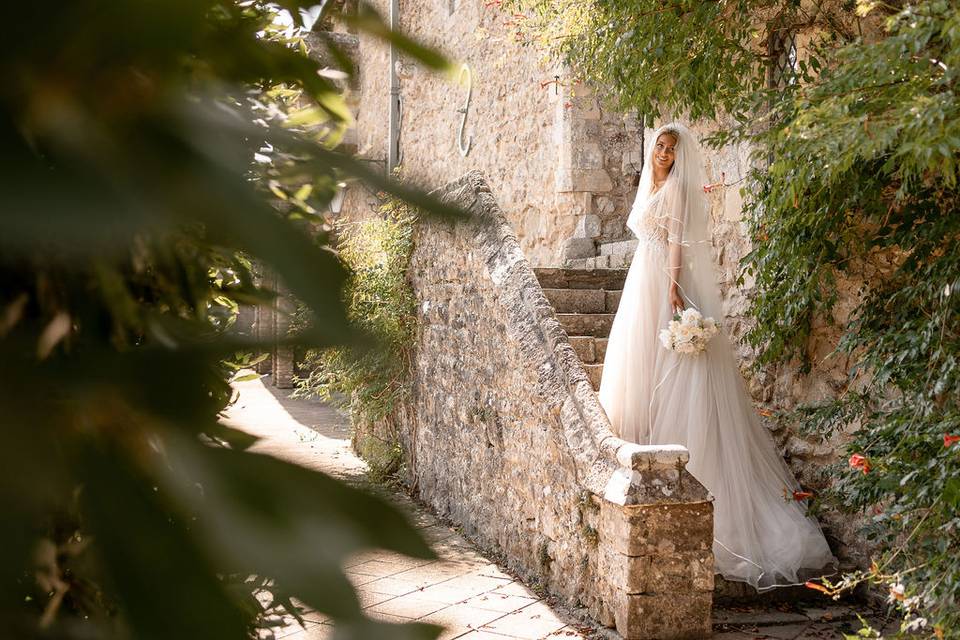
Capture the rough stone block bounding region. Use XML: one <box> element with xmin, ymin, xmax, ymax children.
<box><xmin>595</xmin><ymin>337</ymin><xmax>608</xmax><ymax>361</ymax></box>
<box><xmin>561</xmin><ymin>237</ymin><xmax>596</xmax><ymax>261</ymax></box>
<box><xmin>574</xmin><ymin>214</ymin><xmax>603</xmax><ymax>239</ymax></box>
<box><xmin>556</xmin><ymin>313</ymin><xmax>614</xmax><ymax>338</ymax></box>
<box><xmin>596</xmin><ymin>196</ymin><xmax>616</xmax><ymax>215</ymax></box>
<box><xmin>599</xmin><ymin>238</ymin><xmax>639</xmax><ymax>256</ymax></box>
<box><xmin>605</xmin><ymin>291</ymin><xmax>621</xmax><ymax>313</ymax></box>
<box><xmin>598</xmin><ymin>547</ymin><xmax>713</xmax><ymax>595</ymax></box>
<box><xmin>599</xmin><ymin>501</ymin><xmax>714</xmax><ymax>556</ymax></box>
<box><xmin>621</xmin><ymin>150</ymin><xmax>643</xmax><ymax>175</ymax></box>
<box><xmin>555</xmin><ymin>168</ymin><xmax>614</xmax><ymax>193</ymax></box>
<box><xmin>614</xmin><ymin>591</ymin><xmax>713</xmax><ymax>639</ymax></box>
<box><xmin>542</xmin><ymin>288</ymin><xmax>606</xmax><ymax>314</ymax></box>
<box><xmin>568</xmin><ymin>336</ymin><xmax>597</xmax><ymax>363</ymax></box>
<box><xmin>584</xmin><ymin>363</ymin><xmax>603</xmax><ymax>390</ymax></box>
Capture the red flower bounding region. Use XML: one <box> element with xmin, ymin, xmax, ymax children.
<box><xmin>793</xmin><ymin>490</ymin><xmax>814</xmax><ymax>501</ymax></box>
<box><xmin>944</xmin><ymin>434</ymin><xmax>960</xmax><ymax>448</ymax></box>
<box><xmin>849</xmin><ymin>453</ymin><xmax>871</xmax><ymax>474</ymax></box>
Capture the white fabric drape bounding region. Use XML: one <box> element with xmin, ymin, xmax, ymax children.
<box><xmin>600</xmin><ymin>123</ymin><xmax>837</xmax><ymax>590</ymax></box>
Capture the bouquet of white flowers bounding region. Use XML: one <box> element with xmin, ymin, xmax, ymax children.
<box><xmin>659</xmin><ymin>307</ymin><xmax>720</xmax><ymax>355</ymax></box>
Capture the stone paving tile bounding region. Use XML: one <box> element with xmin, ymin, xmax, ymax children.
<box><xmin>465</xmin><ymin>591</ymin><xmax>539</xmax><ymax>613</ymax></box>
<box><xmin>479</xmin><ymin>601</ymin><xmax>568</xmax><ymax>639</ymax></box>
<box><xmin>714</xmin><ymin>607</ymin><xmax>811</xmax><ymax>626</ymax></box>
<box><xmin>224</xmin><ymin>378</ymin><xmax>590</xmax><ymax>640</ymax></box>
<box><xmin>363</xmin><ymin>575</ymin><xmax>429</xmax><ymax>597</ymax></box>
<box><xmin>490</xmin><ymin>581</ymin><xmax>540</xmax><ymax>597</ymax></box>
<box><xmin>713</xmin><ymin>601</ymin><xmax>894</xmax><ymax>640</ymax></box>
<box><xmin>353</xmin><ymin>588</ymin><xmax>398</xmax><ymax>609</ymax></box>
<box><xmin>759</xmin><ymin>622</ymin><xmax>813</xmax><ymax>640</ymax></box>
<box><xmin>419</xmin><ymin>603</ymin><xmax>508</xmax><ymax>639</ymax></box>
<box><xmin>415</xmin><ymin>574</ymin><xmax>515</xmax><ymax>604</ymax></box>
<box><xmin>348</xmin><ymin>559</ymin><xmax>416</xmax><ymax>578</ymax></box>
<box><xmin>367</xmin><ymin>593</ymin><xmax>451</xmax><ymax>619</ymax></box>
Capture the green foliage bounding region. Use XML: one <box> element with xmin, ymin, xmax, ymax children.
<box><xmin>295</xmin><ymin>197</ymin><xmax>419</xmax><ymax>432</ymax></box>
<box><xmin>0</xmin><ymin>1</ymin><xmax>455</xmax><ymax>638</ymax></box>
<box><xmin>508</xmin><ymin>0</ymin><xmax>959</xmax><ymax>634</ymax></box>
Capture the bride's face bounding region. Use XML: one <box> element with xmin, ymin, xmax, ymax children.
<box><xmin>653</xmin><ymin>133</ymin><xmax>677</xmax><ymax>173</ymax></box>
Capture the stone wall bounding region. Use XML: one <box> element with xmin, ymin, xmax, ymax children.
<box><xmin>339</xmin><ymin>1</ymin><xmax>868</xmax><ymax>572</ymax></box>
<box><xmin>342</xmin><ymin>2</ymin><xmax>642</xmax><ymax>266</ymax></box>
<box><xmin>380</xmin><ymin>171</ymin><xmax>714</xmax><ymax>639</ymax></box>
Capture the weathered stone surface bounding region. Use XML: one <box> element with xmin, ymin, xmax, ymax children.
<box><xmin>614</xmin><ymin>591</ymin><xmax>713</xmax><ymax>639</ymax></box>
<box><xmin>598</xmin><ymin>547</ymin><xmax>714</xmax><ymax>595</ymax></box>
<box><xmin>599</xmin><ymin>238</ymin><xmax>639</xmax><ymax>256</ymax></box>
<box><xmin>584</xmin><ymin>363</ymin><xmax>603</xmax><ymax>390</ymax></box>
<box><xmin>556</xmin><ymin>167</ymin><xmax>615</xmax><ymax>193</ymax></box>
<box><xmin>568</xmin><ymin>336</ymin><xmax>597</xmax><ymax>363</ymax></box>
<box><xmin>561</xmin><ymin>237</ymin><xmax>597</xmax><ymax>261</ymax></box>
<box><xmin>556</xmin><ymin>313</ymin><xmax>615</xmax><ymax>338</ymax></box>
<box><xmin>595</xmin><ymin>337</ymin><xmax>609</xmax><ymax>360</ymax></box>
<box><xmin>543</xmin><ymin>288</ymin><xmax>607</xmax><ymax>314</ymax></box>
<box><xmin>374</xmin><ymin>172</ymin><xmax>712</xmax><ymax>638</ymax></box>
<box><xmin>534</xmin><ymin>267</ymin><xmax>627</xmax><ymax>290</ymax></box>
<box><xmin>329</xmin><ymin>0</ymin><xmax>860</xmax><ymax>593</ymax></box>
<box><xmin>605</xmin><ymin>291</ymin><xmax>622</xmax><ymax>313</ymax></box>
<box><xmin>574</xmin><ymin>214</ymin><xmax>603</xmax><ymax>239</ymax></box>
<box><xmin>599</xmin><ymin>501</ymin><xmax>714</xmax><ymax>555</ymax></box>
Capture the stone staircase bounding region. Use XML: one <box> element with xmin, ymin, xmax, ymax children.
<box><xmin>535</xmin><ymin>265</ymin><xmax>833</xmax><ymax>605</ymax></box>
<box><xmin>533</xmin><ymin>267</ymin><xmax>628</xmax><ymax>391</ymax></box>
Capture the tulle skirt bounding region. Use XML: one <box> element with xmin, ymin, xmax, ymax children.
<box><xmin>598</xmin><ymin>238</ymin><xmax>837</xmax><ymax>590</ymax></box>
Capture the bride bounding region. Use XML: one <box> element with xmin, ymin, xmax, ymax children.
<box><xmin>598</xmin><ymin>122</ymin><xmax>837</xmax><ymax>590</ymax></box>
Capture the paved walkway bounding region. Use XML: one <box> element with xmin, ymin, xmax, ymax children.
<box><xmin>223</xmin><ymin>376</ymin><xmax>593</xmax><ymax>640</ymax></box>
<box><xmin>224</xmin><ymin>376</ymin><xmax>895</xmax><ymax>640</ymax></box>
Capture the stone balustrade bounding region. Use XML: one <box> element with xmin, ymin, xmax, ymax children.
<box><xmin>377</xmin><ymin>170</ymin><xmax>714</xmax><ymax>639</ymax></box>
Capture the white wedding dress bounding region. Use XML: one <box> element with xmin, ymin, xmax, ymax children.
<box><xmin>598</xmin><ymin>124</ymin><xmax>836</xmax><ymax>590</ymax></box>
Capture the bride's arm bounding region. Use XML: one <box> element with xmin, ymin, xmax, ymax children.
<box><xmin>668</xmin><ymin>241</ymin><xmax>684</xmax><ymax>313</ymax></box>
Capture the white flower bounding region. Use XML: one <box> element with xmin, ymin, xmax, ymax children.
<box><xmin>903</xmin><ymin>616</ymin><xmax>927</xmax><ymax>632</ymax></box>
<box><xmin>661</xmin><ymin>309</ymin><xmax>719</xmax><ymax>356</ymax></box>
<box><xmin>681</xmin><ymin>307</ymin><xmax>701</xmax><ymax>324</ymax></box>
<box><xmin>902</xmin><ymin>595</ymin><xmax>921</xmax><ymax>613</ymax></box>
<box><xmin>888</xmin><ymin>582</ymin><xmax>905</xmax><ymax>603</ymax></box>
<box><xmin>659</xmin><ymin>329</ymin><xmax>673</xmax><ymax>349</ymax></box>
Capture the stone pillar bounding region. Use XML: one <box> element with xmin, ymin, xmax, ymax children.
<box><xmin>554</xmin><ymin>78</ymin><xmax>613</xmax><ymax>266</ymax></box>
<box><xmin>597</xmin><ymin>443</ymin><xmax>714</xmax><ymax>639</ymax></box>
<box><xmin>254</xmin><ymin>268</ymin><xmax>275</xmax><ymax>376</ymax></box>
<box><xmin>271</xmin><ymin>282</ymin><xmax>295</xmax><ymax>389</ymax></box>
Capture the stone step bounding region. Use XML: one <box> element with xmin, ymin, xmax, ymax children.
<box><xmin>714</xmin><ymin>575</ymin><xmax>829</xmax><ymax>605</ymax></box>
<box><xmin>556</xmin><ymin>313</ymin><xmax>614</xmax><ymax>338</ymax></box>
<box><xmin>534</xmin><ymin>267</ymin><xmax>628</xmax><ymax>291</ymax></box>
<box><xmin>543</xmin><ymin>288</ymin><xmax>608</xmax><ymax>313</ymax></box>
<box><xmin>583</xmin><ymin>363</ymin><xmax>603</xmax><ymax>391</ymax></box>
<box><xmin>599</xmin><ymin>238</ymin><xmax>639</xmax><ymax>256</ymax></box>
<box><xmin>596</xmin><ymin>337</ymin><xmax>608</xmax><ymax>361</ymax></box>
<box><xmin>605</xmin><ymin>290</ymin><xmax>621</xmax><ymax>313</ymax></box>
<box><xmin>568</xmin><ymin>336</ymin><xmax>608</xmax><ymax>363</ymax></box>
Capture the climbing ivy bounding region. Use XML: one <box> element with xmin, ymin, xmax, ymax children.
<box><xmin>295</xmin><ymin>194</ymin><xmax>419</xmax><ymax>439</ymax></box>
<box><xmin>505</xmin><ymin>0</ymin><xmax>960</xmax><ymax>635</ymax></box>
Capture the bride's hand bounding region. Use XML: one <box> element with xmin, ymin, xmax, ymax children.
<box><xmin>669</xmin><ymin>287</ymin><xmax>685</xmax><ymax>314</ymax></box>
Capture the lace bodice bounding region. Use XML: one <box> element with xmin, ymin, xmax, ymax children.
<box><xmin>634</xmin><ymin>189</ymin><xmax>670</xmax><ymax>248</ymax></box>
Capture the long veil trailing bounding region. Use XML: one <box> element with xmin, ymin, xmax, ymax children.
<box><xmin>604</xmin><ymin>122</ymin><xmax>837</xmax><ymax>590</ymax></box>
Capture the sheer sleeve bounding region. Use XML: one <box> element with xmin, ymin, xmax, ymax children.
<box><xmin>665</xmin><ymin>189</ymin><xmax>690</xmax><ymax>291</ymax></box>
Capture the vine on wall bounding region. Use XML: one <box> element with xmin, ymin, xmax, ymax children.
<box><xmin>504</xmin><ymin>0</ymin><xmax>960</xmax><ymax>636</ymax></box>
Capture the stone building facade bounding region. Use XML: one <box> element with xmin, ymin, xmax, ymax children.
<box><xmin>333</xmin><ymin>0</ymin><xmax>870</xmax><ymax>593</ymax></box>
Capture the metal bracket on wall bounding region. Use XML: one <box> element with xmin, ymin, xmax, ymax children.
<box><xmin>456</xmin><ymin>63</ymin><xmax>473</xmax><ymax>157</ymax></box>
